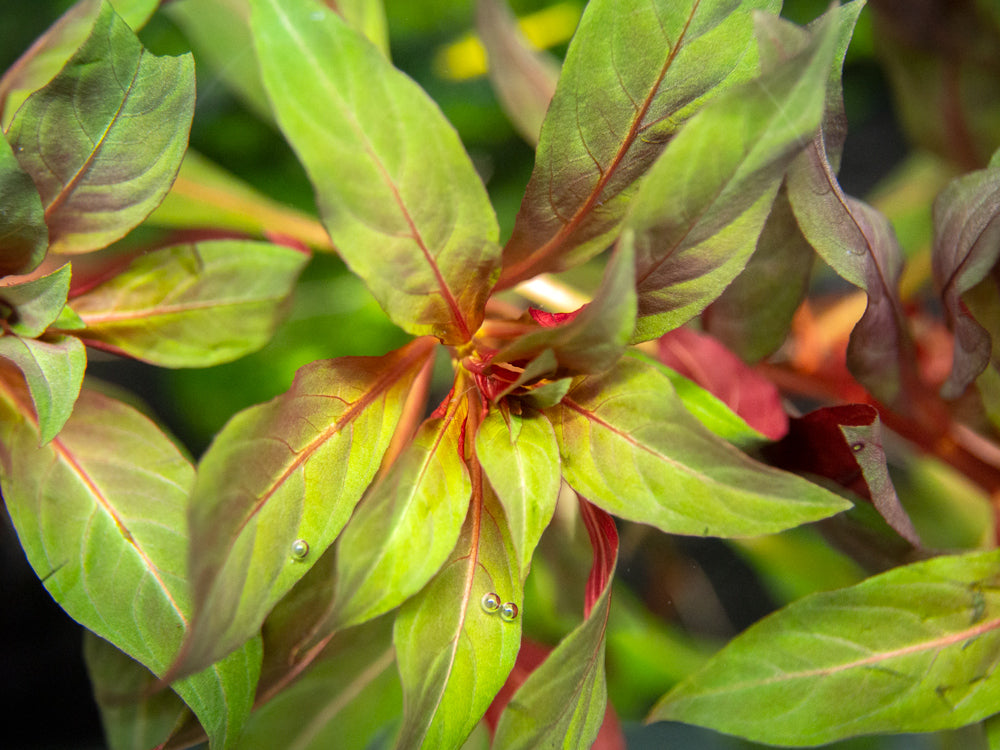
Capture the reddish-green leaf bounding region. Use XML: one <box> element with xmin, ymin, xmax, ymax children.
<box><xmin>550</xmin><ymin>356</ymin><xmax>850</xmax><ymax>537</ymax></box>
<box><xmin>6</xmin><ymin>1</ymin><xmax>194</xmax><ymax>254</ymax></box>
<box><xmin>0</xmin><ymin>133</ymin><xmax>47</xmax><ymax>275</ymax></box>
<box><xmin>492</xmin><ymin>500</ymin><xmax>618</xmax><ymax>749</ymax></box>
<box><xmin>69</xmin><ymin>240</ymin><xmax>309</xmax><ymax>367</ymax></box>
<box><xmin>498</xmin><ymin>0</ymin><xmax>777</xmax><ymax>287</ymax></box>
<box><xmin>0</xmin><ymin>263</ymin><xmax>72</xmax><ymax>338</ymax></box>
<box><xmin>180</xmin><ymin>338</ymin><xmax>436</xmax><ymax>674</ymax></box>
<box><xmin>251</xmin><ymin>0</ymin><xmax>499</xmax><ymax>345</ymax></box>
<box><xmin>393</xmin><ymin>483</ymin><xmax>522</xmax><ymax>749</ymax></box>
<box><xmin>652</xmin><ymin>549</ymin><xmax>1000</xmax><ymax>745</ymax></box>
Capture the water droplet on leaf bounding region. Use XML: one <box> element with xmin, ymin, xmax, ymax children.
<box><xmin>851</xmin><ymin>442</ymin><xmax>865</xmax><ymax>452</ymax></box>
<box><xmin>500</xmin><ymin>602</ymin><xmax>518</xmax><ymax>622</ymax></box>
<box><xmin>310</xmin><ymin>10</ymin><xmax>324</xmax><ymax>20</ymax></box>
<box><xmin>481</xmin><ymin>592</ymin><xmax>501</xmax><ymax>613</ymax></box>
<box><xmin>290</xmin><ymin>539</ymin><xmax>310</xmax><ymax>560</ymax></box>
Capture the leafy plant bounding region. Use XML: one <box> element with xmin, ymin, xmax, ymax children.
<box><xmin>3</xmin><ymin>0</ymin><xmax>1000</xmax><ymax>749</ymax></box>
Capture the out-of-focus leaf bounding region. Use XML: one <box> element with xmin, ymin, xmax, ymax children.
<box><xmin>393</xmin><ymin>484</ymin><xmax>521</xmax><ymax>749</ymax></box>
<box><xmin>6</xmin><ymin>1</ymin><xmax>194</xmax><ymax>254</ymax></box>
<box><xmin>705</xmin><ymin>186</ymin><xmax>815</xmax><ymax>362</ymax></box>
<box><xmin>476</xmin><ymin>0</ymin><xmax>559</xmax><ymax>146</ymax></box>
<box><xmin>550</xmin><ymin>356</ymin><xmax>850</xmax><ymax>537</ymax></box>
<box><xmin>69</xmin><ymin>240</ymin><xmax>309</xmax><ymax>368</ymax></box>
<box><xmin>251</xmin><ymin>0</ymin><xmax>499</xmax><ymax>345</ymax></box>
<box><xmin>179</xmin><ymin>338</ymin><xmax>436</xmax><ymax>675</ymax></box>
<box><xmin>476</xmin><ymin>402</ymin><xmax>560</xmax><ymax>578</ymax></box>
<box><xmin>652</xmin><ymin>549</ymin><xmax>1000</xmax><ymax>745</ymax></box>
<box><xmin>335</xmin><ymin>0</ymin><xmax>390</xmax><ymax>57</ymax></box>
<box><xmin>499</xmin><ymin>0</ymin><xmax>778</xmax><ymax>287</ymax></box>
<box><xmin>628</xmin><ymin>7</ymin><xmax>856</xmax><ymax>343</ymax></box>
<box><xmin>0</xmin><ymin>133</ymin><xmax>47</xmax><ymax>275</ymax></box>
<box><xmin>0</xmin><ymin>0</ymin><xmax>160</xmax><ymax>127</ymax></box>
<box><xmin>492</xmin><ymin>500</ymin><xmax>619</xmax><ymax>749</ymax></box>
<box><xmin>0</xmin><ymin>334</ymin><xmax>85</xmax><ymax>444</ymax></box>
<box><xmin>0</xmin><ymin>263</ymin><xmax>72</xmax><ymax>337</ymax></box>
<box><xmin>933</xmin><ymin>148</ymin><xmax>1000</xmax><ymax>398</ymax></box>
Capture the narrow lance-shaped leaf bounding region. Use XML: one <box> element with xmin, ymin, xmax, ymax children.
<box><xmin>393</xmin><ymin>475</ymin><xmax>522</xmax><ymax>749</ymax></box>
<box><xmin>550</xmin><ymin>355</ymin><xmax>850</xmax><ymax>538</ymax></box>
<box><xmin>251</xmin><ymin>0</ymin><xmax>499</xmax><ymax>345</ymax></box>
<box><xmin>179</xmin><ymin>338</ymin><xmax>436</xmax><ymax>675</ymax></box>
<box><xmin>6</xmin><ymin>1</ymin><xmax>195</xmax><ymax>254</ymax></box>
<box><xmin>492</xmin><ymin>500</ymin><xmax>618</xmax><ymax>749</ymax></box>
<box><xmin>0</xmin><ymin>133</ymin><xmax>47</xmax><ymax>276</ymax></box>
<box><xmin>627</xmin><ymin>7</ymin><xmax>856</xmax><ymax>343</ymax></box>
<box><xmin>69</xmin><ymin>240</ymin><xmax>309</xmax><ymax>368</ymax></box>
<box><xmin>498</xmin><ymin>0</ymin><xmax>778</xmax><ymax>287</ymax></box>
<box><xmin>652</xmin><ymin>549</ymin><xmax>1000</xmax><ymax>746</ymax></box>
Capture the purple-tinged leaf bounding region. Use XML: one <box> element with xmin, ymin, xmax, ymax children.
<box><xmin>550</xmin><ymin>356</ymin><xmax>850</xmax><ymax>537</ymax></box>
<box><xmin>0</xmin><ymin>263</ymin><xmax>71</xmax><ymax>338</ymax></box>
<box><xmin>179</xmin><ymin>338</ymin><xmax>436</xmax><ymax>675</ymax></box>
<box><xmin>628</xmin><ymin>7</ymin><xmax>857</xmax><ymax>343</ymax></box>
<box><xmin>492</xmin><ymin>500</ymin><xmax>618</xmax><ymax>749</ymax></box>
<box><xmin>476</xmin><ymin>401</ymin><xmax>560</xmax><ymax>579</ymax></box>
<box><xmin>652</xmin><ymin>549</ymin><xmax>1000</xmax><ymax>745</ymax></box>
<box><xmin>476</xmin><ymin>0</ymin><xmax>559</xmax><ymax>146</ymax></box>
<box><xmin>393</xmin><ymin>480</ymin><xmax>521</xmax><ymax>749</ymax></box>
<box><xmin>6</xmin><ymin>1</ymin><xmax>194</xmax><ymax>254</ymax></box>
<box><xmin>251</xmin><ymin>0</ymin><xmax>499</xmax><ymax>345</ymax></box>
<box><xmin>499</xmin><ymin>0</ymin><xmax>778</xmax><ymax>287</ymax></box>
<box><xmin>0</xmin><ymin>133</ymin><xmax>47</xmax><ymax>275</ymax></box>
<box><xmin>0</xmin><ymin>333</ymin><xmax>85</xmax><ymax>444</ymax></box>
<box><xmin>933</xmin><ymin>148</ymin><xmax>1000</xmax><ymax>398</ymax></box>
<box><xmin>69</xmin><ymin>240</ymin><xmax>309</xmax><ymax>367</ymax></box>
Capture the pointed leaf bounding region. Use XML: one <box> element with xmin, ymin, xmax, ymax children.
<box><xmin>0</xmin><ymin>133</ymin><xmax>47</xmax><ymax>275</ymax></box>
<box><xmin>476</xmin><ymin>402</ymin><xmax>560</xmax><ymax>579</ymax></box>
<box><xmin>550</xmin><ymin>356</ymin><xmax>850</xmax><ymax>537</ymax></box>
<box><xmin>251</xmin><ymin>0</ymin><xmax>499</xmax><ymax>345</ymax></box>
<box><xmin>6</xmin><ymin>1</ymin><xmax>195</xmax><ymax>254</ymax></box>
<box><xmin>492</xmin><ymin>500</ymin><xmax>618</xmax><ymax>749</ymax></box>
<box><xmin>393</xmin><ymin>483</ymin><xmax>522</xmax><ymax>749</ymax></box>
<box><xmin>69</xmin><ymin>240</ymin><xmax>309</xmax><ymax>367</ymax></box>
<box><xmin>0</xmin><ymin>263</ymin><xmax>72</xmax><ymax>338</ymax></box>
<box><xmin>0</xmin><ymin>334</ymin><xmax>85</xmax><ymax>444</ymax></box>
<box><xmin>628</xmin><ymin>7</ymin><xmax>855</xmax><ymax>342</ymax></box>
<box><xmin>499</xmin><ymin>0</ymin><xmax>778</xmax><ymax>286</ymax></box>
<box><xmin>652</xmin><ymin>549</ymin><xmax>1000</xmax><ymax>745</ymax></box>
<box><xmin>180</xmin><ymin>338</ymin><xmax>436</xmax><ymax>674</ymax></box>
<box><xmin>334</xmin><ymin>0</ymin><xmax>390</xmax><ymax>57</ymax></box>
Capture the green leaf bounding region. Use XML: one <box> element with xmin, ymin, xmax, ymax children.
<box><xmin>550</xmin><ymin>356</ymin><xmax>850</xmax><ymax>537</ymax></box>
<box><xmin>393</xmin><ymin>484</ymin><xmax>522</xmax><ymax>749</ymax></box>
<box><xmin>475</xmin><ymin>402</ymin><xmax>560</xmax><ymax>579</ymax></box>
<box><xmin>251</xmin><ymin>0</ymin><xmax>500</xmax><ymax>345</ymax></box>
<box><xmin>69</xmin><ymin>240</ymin><xmax>309</xmax><ymax>367</ymax></box>
<box><xmin>180</xmin><ymin>338</ymin><xmax>436</xmax><ymax>674</ymax></box>
<box><xmin>493</xmin><ymin>501</ymin><xmax>618</xmax><ymax>749</ymax></box>
<box><xmin>306</xmin><ymin>393</ymin><xmax>471</xmax><ymax>639</ymax></box>
<box><xmin>652</xmin><ymin>549</ymin><xmax>1000</xmax><ymax>745</ymax></box>
<box><xmin>6</xmin><ymin>1</ymin><xmax>195</xmax><ymax>254</ymax></box>
<box><xmin>499</xmin><ymin>0</ymin><xmax>778</xmax><ymax>286</ymax></box>
<box><xmin>627</xmin><ymin>7</ymin><xmax>853</xmax><ymax>343</ymax></box>
<box><xmin>0</xmin><ymin>263</ymin><xmax>71</xmax><ymax>337</ymax></box>
<box><xmin>0</xmin><ymin>333</ymin><xmax>85</xmax><ymax>444</ymax></box>
<box><xmin>0</xmin><ymin>133</ymin><xmax>47</xmax><ymax>275</ymax></box>
<box><xmin>335</xmin><ymin>0</ymin><xmax>390</xmax><ymax>58</ymax></box>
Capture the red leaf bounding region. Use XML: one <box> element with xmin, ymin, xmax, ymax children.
<box><xmin>580</xmin><ymin>498</ymin><xmax>618</xmax><ymax>618</ymax></box>
<box><xmin>528</xmin><ymin>306</ymin><xmax>585</xmax><ymax>327</ymax></box>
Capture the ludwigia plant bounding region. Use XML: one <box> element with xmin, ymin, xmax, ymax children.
<box><xmin>4</xmin><ymin>0</ymin><xmax>1000</xmax><ymax>748</ymax></box>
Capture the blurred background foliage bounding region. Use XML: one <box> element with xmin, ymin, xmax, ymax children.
<box><xmin>2</xmin><ymin>1</ymin><xmax>998</xmax><ymax>748</ymax></box>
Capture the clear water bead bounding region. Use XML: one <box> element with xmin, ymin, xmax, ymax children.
<box><xmin>290</xmin><ymin>539</ymin><xmax>310</xmax><ymax>560</ymax></box>
<box><xmin>499</xmin><ymin>602</ymin><xmax>519</xmax><ymax>622</ymax></box>
<box><xmin>481</xmin><ymin>592</ymin><xmax>501</xmax><ymax>613</ymax></box>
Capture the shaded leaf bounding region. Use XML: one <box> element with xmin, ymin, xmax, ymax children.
<box><xmin>393</xmin><ymin>481</ymin><xmax>521</xmax><ymax>749</ymax></box>
<box><xmin>0</xmin><ymin>133</ymin><xmax>47</xmax><ymax>275</ymax></box>
<box><xmin>550</xmin><ymin>356</ymin><xmax>850</xmax><ymax>537</ymax></box>
<box><xmin>652</xmin><ymin>549</ymin><xmax>1000</xmax><ymax>745</ymax></box>
<box><xmin>499</xmin><ymin>0</ymin><xmax>778</xmax><ymax>286</ymax></box>
<box><xmin>251</xmin><ymin>0</ymin><xmax>499</xmax><ymax>345</ymax></box>
<box><xmin>6</xmin><ymin>1</ymin><xmax>194</xmax><ymax>254</ymax></box>
<box><xmin>492</xmin><ymin>500</ymin><xmax>619</xmax><ymax>749</ymax></box>
<box><xmin>180</xmin><ymin>338</ymin><xmax>436</xmax><ymax>674</ymax></box>
<box><xmin>0</xmin><ymin>333</ymin><xmax>85</xmax><ymax>444</ymax></box>
<box><xmin>69</xmin><ymin>240</ymin><xmax>309</xmax><ymax>367</ymax></box>
<box><xmin>476</xmin><ymin>0</ymin><xmax>559</xmax><ymax>146</ymax></box>
<box><xmin>476</xmin><ymin>402</ymin><xmax>560</xmax><ymax>579</ymax></box>
<box><xmin>0</xmin><ymin>263</ymin><xmax>72</xmax><ymax>338</ymax></box>
<box><xmin>628</xmin><ymin>7</ymin><xmax>855</xmax><ymax>342</ymax></box>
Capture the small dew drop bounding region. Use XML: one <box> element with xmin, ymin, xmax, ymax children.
<box><xmin>499</xmin><ymin>602</ymin><xmax>518</xmax><ymax>622</ymax></box>
<box><xmin>290</xmin><ymin>539</ymin><xmax>310</xmax><ymax>560</ymax></box>
<box><xmin>851</xmin><ymin>442</ymin><xmax>865</xmax><ymax>452</ymax></box>
<box><xmin>310</xmin><ymin>10</ymin><xmax>324</xmax><ymax>20</ymax></box>
<box><xmin>481</xmin><ymin>592</ymin><xmax>501</xmax><ymax>613</ymax></box>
